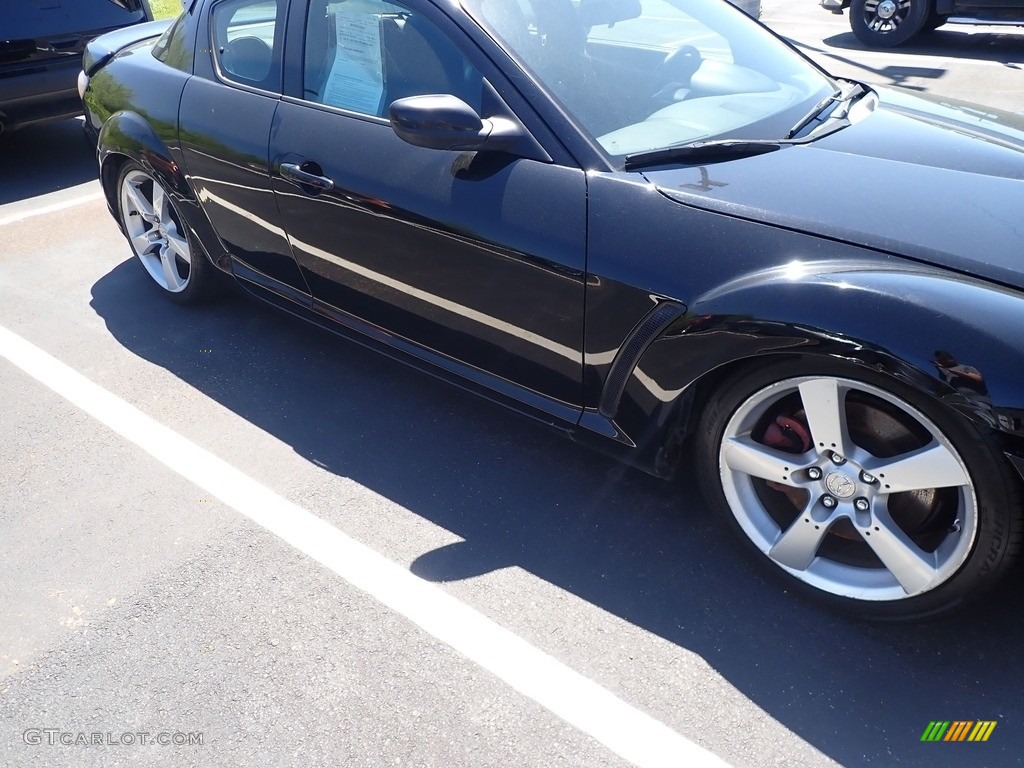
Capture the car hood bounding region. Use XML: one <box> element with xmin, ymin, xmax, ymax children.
<box><xmin>644</xmin><ymin>87</ymin><xmax>1024</xmax><ymax>291</ymax></box>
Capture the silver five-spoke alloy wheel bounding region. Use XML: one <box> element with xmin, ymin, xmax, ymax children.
<box><xmin>718</xmin><ymin>376</ymin><xmax>976</xmax><ymax>602</ymax></box>
<box><xmin>119</xmin><ymin>167</ymin><xmax>192</xmax><ymax>294</ymax></box>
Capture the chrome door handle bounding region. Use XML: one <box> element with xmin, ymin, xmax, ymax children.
<box><xmin>280</xmin><ymin>162</ymin><xmax>335</xmax><ymax>191</ymax></box>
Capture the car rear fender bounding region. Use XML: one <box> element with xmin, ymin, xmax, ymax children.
<box><xmin>580</xmin><ymin>261</ymin><xmax>1024</xmax><ymax>477</ymax></box>
<box><xmin>97</xmin><ymin>108</ymin><xmax>234</xmax><ymax>279</ymax></box>
<box><xmin>97</xmin><ymin>109</ymin><xmax>191</xmax><ymax>217</ymax></box>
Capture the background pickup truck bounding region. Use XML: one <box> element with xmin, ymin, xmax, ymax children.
<box><xmin>822</xmin><ymin>0</ymin><xmax>1024</xmax><ymax>47</ymax></box>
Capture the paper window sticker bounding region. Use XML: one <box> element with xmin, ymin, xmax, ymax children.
<box><xmin>322</xmin><ymin>1</ymin><xmax>387</xmax><ymax>114</ymax></box>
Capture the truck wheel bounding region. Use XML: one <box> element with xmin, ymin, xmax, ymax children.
<box><xmin>849</xmin><ymin>0</ymin><xmax>930</xmax><ymax>47</ymax></box>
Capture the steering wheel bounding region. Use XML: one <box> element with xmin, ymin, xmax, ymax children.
<box><xmin>652</xmin><ymin>45</ymin><xmax>702</xmax><ymax>101</ymax></box>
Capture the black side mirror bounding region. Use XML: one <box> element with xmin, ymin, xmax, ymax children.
<box><xmin>388</xmin><ymin>94</ymin><xmax>551</xmax><ymax>162</ymax></box>
<box><xmin>389</xmin><ymin>95</ymin><xmax>487</xmax><ymax>151</ymax></box>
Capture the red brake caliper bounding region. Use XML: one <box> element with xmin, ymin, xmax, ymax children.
<box><xmin>761</xmin><ymin>413</ymin><xmax>813</xmax><ymax>508</ymax></box>
<box><xmin>762</xmin><ymin>414</ymin><xmax>812</xmax><ymax>453</ymax></box>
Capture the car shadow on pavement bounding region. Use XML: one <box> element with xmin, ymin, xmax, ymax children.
<box><xmin>784</xmin><ymin>30</ymin><xmax>1024</xmax><ymax>100</ymax></box>
<box><xmin>90</xmin><ymin>261</ymin><xmax>1024</xmax><ymax>768</ymax></box>
<box><xmin>0</xmin><ymin>118</ymin><xmax>97</xmax><ymax>204</ymax></box>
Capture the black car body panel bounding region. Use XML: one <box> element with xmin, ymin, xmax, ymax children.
<box><xmin>82</xmin><ymin>18</ymin><xmax>171</xmax><ymax>76</ymax></box>
<box><xmin>269</xmin><ymin>102</ymin><xmax>588</xmax><ymax>412</ymax></box>
<box><xmin>90</xmin><ymin>44</ymin><xmax>192</xmax><ymax>203</ymax></box>
<box><xmin>0</xmin><ymin>0</ymin><xmax>151</xmax><ymax>133</ymax></box>
<box><xmin>644</xmin><ymin>89</ymin><xmax>1024</xmax><ymax>293</ymax></box>
<box><xmin>580</xmin><ymin>169</ymin><xmax>1024</xmax><ymax>473</ymax></box>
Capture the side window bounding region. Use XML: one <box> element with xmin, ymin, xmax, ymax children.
<box><xmin>152</xmin><ymin>13</ymin><xmax>193</xmax><ymax>73</ymax></box>
<box><xmin>303</xmin><ymin>0</ymin><xmax>482</xmax><ymax>117</ymax></box>
<box><xmin>211</xmin><ymin>0</ymin><xmax>283</xmax><ymax>90</ymax></box>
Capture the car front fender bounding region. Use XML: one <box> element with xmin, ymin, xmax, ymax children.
<box><xmin>581</xmin><ymin>260</ymin><xmax>1024</xmax><ymax>477</ymax></box>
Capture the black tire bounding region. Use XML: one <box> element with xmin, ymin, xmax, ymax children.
<box><xmin>116</xmin><ymin>160</ymin><xmax>218</xmax><ymax>305</ymax></box>
<box><xmin>696</xmin><ymin>357</ymin><xmax>1023</xmax><ymax>621</ymax></box>
<box><xmin>849</xmin><ymin>0</ymin><xmax>930</xmax><ymax>47</ymax></box>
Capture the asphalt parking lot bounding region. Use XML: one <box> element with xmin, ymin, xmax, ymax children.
<box><xmin>2</xmin><ymin>4</ymin><xmax>1024</xmax><ymax>767</ymax></box>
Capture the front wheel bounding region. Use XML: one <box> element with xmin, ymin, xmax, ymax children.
<box><xmin>696</xmin><ymin>358</ymin><xmax>1022</xmax><ymax>620</ymax></box>
<box><xmin>849</xmin><ymin>0</ymin><xmax>930</xmax><ymax>47</ymax></box>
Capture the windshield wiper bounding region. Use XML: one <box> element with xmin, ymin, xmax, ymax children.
<box><xmin>786</xmin><ymin>92</ymin><xmax>842</xmax><ymax>140</ymax></box>
<box><xmin>624</xmin><ymin>139</ymin><xmax>783</xmax><ymax>170</ymax></box>
<box><xmin>624</xmin><ymin>82</ymin><xmax>871</xmax><ymax>171</ymax></box>
<box><xmin>787</xmin><ymin>81</ymin><xmax>868</xmax><ymax>139</ymax></box>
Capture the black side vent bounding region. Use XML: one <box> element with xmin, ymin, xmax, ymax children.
<box><xmin>599</xmin><ymin>301</ymin><xmax>685</xmax><ymax>418</ymax></box>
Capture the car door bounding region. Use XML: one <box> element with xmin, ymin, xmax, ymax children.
<box><xmin>178</xmin><ymin>0</ymin><xmax>311</xmax><ymax>298</ymax></box>
<box><xmin>269</xmin><ymin>0</ymin><xmax>587</xmax><ymax>418</ymax></box>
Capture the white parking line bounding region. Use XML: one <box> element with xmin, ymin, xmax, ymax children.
<box><xmin>0</xmin><ymin>323</ymin><xmax>732</xmax><ymax>768</ymax></box>
<box><xmin>0</xmin><ymin>192</ymin><xmax>104</xmax><ymax>228</ymax></box>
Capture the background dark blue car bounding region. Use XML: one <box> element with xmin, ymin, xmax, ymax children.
<box><xmin>0</xmin><ymin>0</ymin><xmax>152</xmax><ymax>134</ymax></box>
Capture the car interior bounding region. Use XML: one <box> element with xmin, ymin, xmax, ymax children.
<box><xmin>304</xmin><ymin>0</ymin><xmax>483</xmax><ymax>117</ymax></box>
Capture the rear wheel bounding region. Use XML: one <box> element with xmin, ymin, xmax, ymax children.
<box><xmin>697</xmin><ymin>358</ymin><xmax>1022</xmax><ymax>620</ymax></box>
<box><xmin>849</xmin><ymin>0</ymin><xmax>930</xmax><ymax>47</ymax></box>
<box><xmin>117</xmin><ymin>161</ymin><xmax>217</xmax><ymax>304</ymax></box>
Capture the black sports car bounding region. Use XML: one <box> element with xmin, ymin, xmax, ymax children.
<box><xmin>80</xmin><ymin>0</ymin><xmax>1024</xmax><ymax>620</ymax></box>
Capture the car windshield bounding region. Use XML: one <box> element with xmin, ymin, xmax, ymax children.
<box><xmin>461</xmin><ymin>0</ymin><xmax>838</xmax><ymax>160</ymax></box>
